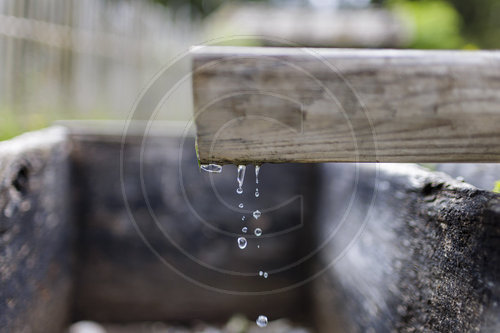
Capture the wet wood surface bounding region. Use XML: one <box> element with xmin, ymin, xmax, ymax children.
<box><xmin>192</xmin><ymin>47</ymin><xmax>500</xmax><ymax>164</ymax></box>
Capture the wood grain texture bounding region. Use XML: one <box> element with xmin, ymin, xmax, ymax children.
<box><xmin>192</xmin><ymin>47</ymin><xmax>500</xmax><ymax>164</ymax></box>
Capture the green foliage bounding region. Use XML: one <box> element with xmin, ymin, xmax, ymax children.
<box><xmin>383</xmin><ymin>0</ymin><xmax>500</xmax><ymax>49</ymax></box>
<box><xmin>390</xmin><ymin>0</ymin><xmax>465</xmax><ymax>49</ymax></box>
<box><xmin>419</xmin><ymin>163</ymin><xmax>437</xmax><ymax>171</ymax></box>
<box><xmin>152</xmin><ymin>0</ymin><xmax>215</xmax><ymax>17</ymax></box>
<box><xmin>446</xmin><ymin>0</ymin><xmax>500</xmax><ymax>49</ymax></box>
<box><xmin>493</xmin><ymin>181</ymin><xmax>500</xmax><ymax>194</ymax></box>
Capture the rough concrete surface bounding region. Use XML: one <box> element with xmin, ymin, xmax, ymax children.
<box><xmin>314</xmin><ymin>163</ymin><xmax>500</xmax><ymax>333</ymax></box>
<box><xmin>0</xmin><ymin>127</ymin><xmax>73</xmax><ymax>333</ymax></box>
<box><xmin>69</xmin><ymin>130</ymin><xmax>317</xmax><ymax>323</ymax></box>
<box><xmin>0</xmin><ymin>125</ymin><xmax>499</xmax><ymax>333</ymax></box>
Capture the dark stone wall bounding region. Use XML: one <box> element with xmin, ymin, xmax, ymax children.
<box><xmin>69</xmin><ymin>131</ymin><xmax>318</xmax><ymax>323</ymax></box>
<box><xmin>1</xmin><ymin>125</ymin><xmax>499</xmax><ymax>332</ymax></box>
<box><xmin>0</xmin><ymin>127</ymin><xmax>73</xmax><ymax>333</ymax></box>
<box><xmin>436</xmin><ymin>163</ymin><xmax>500</xmax><ymax>191</ymax></box>
<box><xmin>314</xmin><ymin>163</ymin><xmax>500</xmax><ymax>333</ymax></box>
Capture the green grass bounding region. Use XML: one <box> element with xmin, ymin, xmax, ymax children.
<box><xmin>0</xmin><ymin>106</ymin><xmax>50</xmax><ymax>141</ymax></box>
<box><xmin>0</xmin><ymin>105</ymin><xmax>116</xmax><ymax>142</ymax></box>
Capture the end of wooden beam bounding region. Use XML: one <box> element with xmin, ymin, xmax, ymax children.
<box><xmin>192</xmin><ymin>46</ymin><xmax>500</xmax><ymax>164</ymax></box>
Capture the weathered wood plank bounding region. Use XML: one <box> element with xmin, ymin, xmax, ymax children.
<box><xmin>192</xmin><ymin>47</ymin><xmax>500</xmax><ymax>164</ymax></box>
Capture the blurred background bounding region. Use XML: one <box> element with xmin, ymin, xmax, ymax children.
<box><xmin>1</xmin><ymin>0</ymin><xmax>499</xmax><ymax>140</ymax></box>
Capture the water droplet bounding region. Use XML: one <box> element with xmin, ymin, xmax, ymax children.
<box><xmin>236</xmin><ymin>165</ymin><xmax>246</xmax><ymax>195</ymax></box>
<box><xmin>253</xmin><ymin>210</ymin><xmax>261</xmax><ymax>220</ymax></box>
<box><xmin>263</xmin><ymin>272</ymin><xmax>268</xmax><ymax>278</ymax></box>
<box><xmin>242</xmin><ymin>216</ymin><xmax>246</xmax><ymax>221</ymax></box>
<box><xmin>257</xmin><ymin>245</ymin><xmax>260</xmax><ymax>248</ymax></box>
<box><xmin>242</xmin><ymin>227</ymin><xmax>248</xmax><ymax>233</ymax></box>
<box><xmin>255</xmin><ymin>165</ymin><xmax>260</xmax><ymax>184</ymax></box>
<box><xmin>238</xmin><ymin>237</ymin><xmax>247</xmax><ymax>249</ymax></box>
<box><xmin>200</xmin><ymin>164</ymin><xmax>222</xmax><ymax>173</ymax></box>
<box><xmin>259</xmin><ymin>271</ymin><xmax>263</xmax><ymax>276</ymax></box>
<box><xmin>255</xmin><ymin>188</ymin><xmax>260</xmax><ymax>197</ymax></box>
<box><xmin>256</xmin><ymin>315</ymin><xmax>268</xmax><ymax>328</ymax></box>
<box><xmin>239</xmin><ymin>203</ymin><xmax>244</xmax><ymax>209</ymax></box>
<box><xmin>254</xmin><ymin>228</ymin><xmax>262</xmax><ymax>237</ymax></box>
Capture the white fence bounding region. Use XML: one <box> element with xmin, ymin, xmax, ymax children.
<box><xmin>0</xmin><ymin>0</ymin><xmax>200</xmax><ymax>120</ymax></box>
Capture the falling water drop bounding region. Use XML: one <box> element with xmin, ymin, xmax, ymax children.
<box><xmin>242</xmin><ymin>216</ymin><xmax>246</xmax><ymax>221</ymax></box>
<box><xmin>255</xmin><ymin>188</ymin><xmax>260</xmax><ymax>197</ymax></box>
<box><xmin>253</xmin><ymin>210</ymin><xmax>261</xmax><ymax>220</ymax></box>
<box><xmin>200</xmin><ymin>164</ymin><xmax>222</xmax><ymax>173</ymax></box>
<box><xmin>239</xmin><ymin>203</ymin><xmax>244</xmax><ymax>209</ymax></box>
<box><xmin>259</xmin><ymin>271</ymin><xmax>263</xmax><ymax>276</ymax></box>
<box><xmin>236</xmin><ymin>165</ymin><xmax>246</xmax><ymax>194</ymax></box>
<box><xmin>263</xmin><ymin>272</ymin><xmax>268</xmax><ymax>278</ymax></box>
<box><xmin>256</xmin><ymin>315</ymin><xmax>268</xmax><ymax>328</ymax></box>
<box><xmin>255</xmin><ymin>165</ymin><xmax>260</xmax><ymax>184</ymax></box>
<box><xmin>238</xmin><ymin>237</ymin><xmax>247</xmax><ymax>249</ymax></box>
<box><xmin>242</xmin><ymin>227</ymin><xmax>248</xmax><ymax>233</ymax></box>
<box><xmin>254</xmin><ymin>228</ymin><xmax>262</xmax><ymax>237</ymax></box>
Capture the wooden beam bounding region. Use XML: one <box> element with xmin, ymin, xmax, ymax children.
<box><xmin>192</xmin><ymin>46</ymin><xmax>500</xmax><ymax>164</ymax></box>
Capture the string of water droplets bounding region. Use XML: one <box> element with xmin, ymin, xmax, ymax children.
<box><xmin>236</xmin><ymin>165</ymin><xmax>247</xmax><ymax>249</ymax></box>
<box><xmin>199</xmin><ymin>163</ymin><xmax>268</xmax><ymax>328</ymax></box>
<box><xmin>255</xmin><ymin>164</ymin><xmax>260</xmax><ymax>197</ymax></box>
<box><xmin>236</xmin><ymin>164</ymin><xmax>268</xmax><ymax>328</ymax></box>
